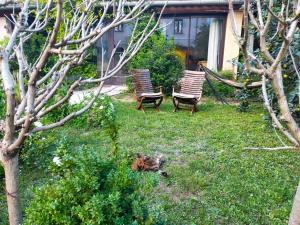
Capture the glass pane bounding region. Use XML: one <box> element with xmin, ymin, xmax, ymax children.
<box><xmin>161</xmin><ymin>18</ymin><xmax>189</xmax><ymax>66</ymax></box>
<box><xmin>97</xmin><ymin>33</ymin><xmax>110</xmax><ymax>72</ymax></box>
<box><xmin>189</xmin><ymin>17</ymin><xmax>224</xmax><ymax>70</ymax></box>
<box><xmin>173</xmin><ymin>18</ymin><xmax>189</xmax><ymax>48</ymax></box>
<box><xmin>159</xmin><ymin>17</ymin><xmax>224</xmax><ymax>70</ymax></box>
<box><xmin>114</xmin><ymin>24</ymin><xmax>131</xmax><ymax>49</ymax></box>
<box><xmin>189</xmin><ymin>17</ymin><xmax>210</xmax><ymax>70</ymax></box>
<box><xmin>113</xmin><ymin>24</ymin><xmax>132</xmax><ymax>73</ymax></box>
<box><xmin>174</xmin><ymin>19</ymin><xmax>183</xmax><ymax>34</ymax></box>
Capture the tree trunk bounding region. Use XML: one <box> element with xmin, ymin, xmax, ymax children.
<box><xmin>271</xmin><ymin>69</ymin><xmax>300</xmax><ymax>145</ymax></box>
<box><xmin>289</xmin><ymin>180</ymin><xmax>300</xmax><ymax>225</ymax></box>
<box><xmin>2</xmin><ymin>153</ymin><xmax>22</xmax><ymax>225</ymax></box>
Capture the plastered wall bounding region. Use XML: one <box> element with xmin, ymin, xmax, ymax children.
<box><xmin>222</xmin><ymin>11</ymin><xmax>243</xmax><ymax>73</ymax></box>
<box><xmin>0</xmin><ymin>17</ymin><xmax>10</xmax><ymax>40</ymax></box>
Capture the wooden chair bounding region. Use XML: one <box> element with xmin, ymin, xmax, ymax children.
<box><xmin>172</xmin><ymin>70</ymin><xmax>206</xmax><ymax>113</ymax></box>
<box><xmin>132</xmin><ymin>69</ymin><xmax>163</xmax><ymax>112</ymax></box>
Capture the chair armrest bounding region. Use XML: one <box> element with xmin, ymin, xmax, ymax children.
<box><xmin>172</xmin><ymin>84</ymin><xmax>180</xmax><ymax>93</ymax></box>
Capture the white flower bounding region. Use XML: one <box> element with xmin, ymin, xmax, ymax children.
<box><xmin>53</xmin><ymin>156</ymin><xmax>62</xmax><ymax>166</ymax></box>
<box><xmin>34</xmin><ymin>121</ymin><xmax>43</xmax><ymax>127</ymax></box>
<box><xmin>99</xmin><ymin>105</ymin><xmax>104</xmax><ymax>110</ymax></box>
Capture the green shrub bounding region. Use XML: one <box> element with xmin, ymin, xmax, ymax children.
<box><xmin>71</xmin><ymin>96</ymin><xmax>118</xmax><ymax>139</ymax></box>
<box><xmin>24</xmin><ymin>139</ymin><xmax>165</xmax><ymax>225</ymax></box>
<box><xmin>42</xmin><ymin>92</ymin><xmax>114</xmax><ymax>128</ymax></box>
<box><xmin>128</xmin><ymin>30</ymin><xmax>184</xmax><ymax>95</ymax></box>
<box><xmin>21</xmin><ymin>95</ymin><xmax>118</xmax><ymax>171</ymax></box>
<box><xmin>0</xmin><ymin>166</ymin><xmax>4</xmax><ymax>180</ymax></box>
<box><xmin>235</xmin><ymin>87</ymin><xmax>261</xmax><ymax>112</ymax></box>
<box><xmin>203</xmin><ymin>71</ymin><xmax>235</xmax><ymax>98</ymax></box>
<box><xmin>86</xmin><ymin>96</ymin><xmax>117</xmax><ymax>129</ymax></box>
<box><xmin>203</xmin><ymin>81</ymin><xmax>235</xmax><ymax>98</ymax></box>
<box><xmin>68</xmin><ymin>47</ymin><xmax>97</xmax><ymax>80</ymax></box>
<box><xmin>21</xmin><ymin>132</ymin><xmax>57</xmax><ymax>171</ymax></box>
<box><xmin>126</xmin><ymin>76</ymin><xmax>135</xmax><ymax>93</ymax></box>
<box><xmin>83</xmin><ymin>95</ymin><xmax>119</xmax><ymax>155</ymax></box>
<box><xmin>24</xmin><ymin>100</ymin><xmax>165</xmax><ymax>224</ymax></box>
<box><xmin>219</xmin><ymin>70</ymin><xmax>234</xmax><ymax>80</ymax></box>
<box><xmin>40</xmin><ymin>84</ymin><xmax>75</xmax><ymax>124</ymax></box>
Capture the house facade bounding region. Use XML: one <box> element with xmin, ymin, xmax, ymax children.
<box><xmin>97</xmin><ymin>0</ymin><xmax>244</xmax><ymax>84</ymax></box>
<box><xmin>0</xmin><ymin>1</ymin><xmax>244</xmax><ymax>84</ymax></box>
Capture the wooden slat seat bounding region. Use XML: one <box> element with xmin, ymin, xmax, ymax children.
<box><xmin>172</xmin><ymin>70</ymin><xmax>205</xmax><ymax>113</ymax></box>
<box><xmin>132</xmin><ymin>69</ymin><xmax>163</xmax><ymax>112</ymax></box>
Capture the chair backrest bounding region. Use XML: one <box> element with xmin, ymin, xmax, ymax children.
<box><xmin>131</xmin><ymin>69</ymin><xmax>154</xmax><ymax>97</ymax></box>
<box><xmin>180</xmin><ymin>70</ymin><xmax>206</xmax><ymax>98</ymax></box>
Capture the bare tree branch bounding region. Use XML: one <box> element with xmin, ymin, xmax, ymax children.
<box><xmin>261</xmin><ymin>75</ymin><xmax>299</xmax><ymax>146</ymax></box>
<box><xmin>0</xmin><ymin>1</ymin><xmax>167</xmax><ymax>222</ymax></box>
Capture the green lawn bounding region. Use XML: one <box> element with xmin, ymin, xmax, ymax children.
<box><xmin>1</xmin><ymin>96</ymin><xmax>300</xmax><ymax>224</ymax></box>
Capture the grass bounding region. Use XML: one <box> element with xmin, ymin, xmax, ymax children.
<box><xmin>1</xmin><ymin>96</ymin><xmax>300</xmax><ymax>224</ymax></box>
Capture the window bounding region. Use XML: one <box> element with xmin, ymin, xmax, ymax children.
<box><xmin>174</xmin><ymin>19</ymin><xmax>183</xmax><ymax>34</ymax></box>
<box><xmin>114</xmin><ymin>24</ymin><xmax>124</xmax><ymax>32</ymax></box>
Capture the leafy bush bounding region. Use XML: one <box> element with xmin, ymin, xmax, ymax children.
<box><xmin>40</xmin><ymin>84</ymin><xmax>75</xmax><ymax>124</ymax></box>
<box><xmin>42</xmin><ymin>92</ymin><xmax>114</xmax><ymax>128</ymax></box>
<box><xmin>203</xmin><ymin>70</ymin><xmax>235</xmax><ymax>98</ymax></box>
<box><xmin>219</xmin><ymin>70</ymin><xmax>234</xmax><ymax>80</ymax></box>
<box><xmin>235</xmin><ymin>87</ymin><xmax>261</xmax><ymax>112</ymax></box>
<box><xmin>0</xmin><ymin>166</ymin><xmax>4</xmax><ymax>180</ymax></box>
<box><xmin>21</xmin><ymin>132</ymin><xmax>57</xmax><ymax>171</ymax></box>
<box><xmin>23</xmin><ymin>96</ymin><xmax>117</xmax><ymax>167</ymax></box>
<box><xmin>85</xmin><ymin>96</ymin><xmax>117</xmax><ymax>129</ymax></box>
<box><xmin>24</xmin><ymin>98</ymin><xmax>165</xmax><ymax>224</ymax></box>
<box><xmin>23</xmin><ymin>26</ymin><xmax>97</xmax><ymax>81</ymax></box>
<box><xmin>82</xmin><ymin>95</ymin><xmax>119</xmax><ymax>155</ymax></box>
<box><xmin>24</xmin><ymin>139</ymin><xmax>165</xmax><ymax>225</ymax></box>
<box><xmin>68</xmin><ymin>47</ymin><xmax>97</xmax><ymax>81</ymax></box>
<box><xmin>72</xmin><ymin>96</ymin><xmax>118</xmax><ymax>135</ymax></box>
<box><xmin>18</xmin><ymin>96</ymin><xmax>118</xmax><ymax>183</ymax></box>
<box><xmin>203</xmin><ymin>81</ymin><xmax>236</xmax><ymax>98</ymax></box>
<box><xmin>128</xmin><ymin>29</ymin><xmax>184</xmax><ymax>95</ymax></box>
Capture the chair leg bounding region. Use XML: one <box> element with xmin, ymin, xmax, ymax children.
<box><xmin>155</xmin><ymin>97</ymin><xmax>163</xmax><ymax>112</ymax></box>
<box><xmin>191</xmin><ymin>103</ymin><xmax>198</xmax><ymax>114</ymax></box>
<box><xmin>154</xmin><ymin>102</ymin><xmax>159</xmax><ymax>112</ymax></box>
<box><xmin>137</xmin><ymin>100</ymin><xmax>142</xmax><ymax>110</ymax></box>
<box><xmin>137</xmin><ymin>97</ymin><xmax>145</xmax><ymax>112</ymax></box>
<box><xmin>172</xmin><ymin>97</ymin><xmax>179</xmax><ymax>112</ymax></box>
<box><xmin>191</xmin><ymin>107</ymin><xmax>195</xmax><ymax>114</ymax></box>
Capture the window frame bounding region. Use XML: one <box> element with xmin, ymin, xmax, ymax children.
<box><xmin>114</xmin><ymin>24</ymin><xmax>124</xmax><ymax>32</ymax></box>
<box><xmin>174</xmin><ymin>19</ymin><xmax>184</xmax><ymax>34</ymax></box>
